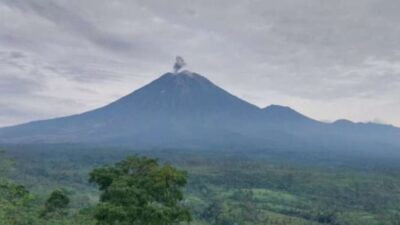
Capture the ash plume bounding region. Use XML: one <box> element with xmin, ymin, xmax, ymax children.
<box><xmin>173</xmin><ymin>56</ymin><xmax>186</xmax><ymax>73</ymax></box>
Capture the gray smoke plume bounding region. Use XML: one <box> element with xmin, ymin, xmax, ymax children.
<box><xmin>173</xmin><ymin>56</ymin><xmax>186</xmax><ymax>73</ymax></box>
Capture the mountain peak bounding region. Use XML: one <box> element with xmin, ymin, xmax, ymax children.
<box><xmin>98</xmin><ymin>70</ymin><xmax>259</xmax><ymax>120</ymax></box>
<box><xmin>262</xmin><ymin>104</ymin><xmax>315</xmax><ymax>123</ymax></box>
<box><xmin>155</xmin><ymin>71</ymin><xmax>214</xmax><ymax>89</ymax></box>
<box><xmin>165</xmin><ymin>70</ymin><xmax>207</xmax><ymax>79</ymax></box>
<box><xmin>264</xmin><ymin>104</ymin><xmax>294</xmax><ymax>111</ymax></box>
<box><xmin>263</xmin><ymin>104</ymin><xmax>302</xmax><ymax>116</ymax></box>
<box><xmin>173</xmin><ymin>70</ymin><xmax>194</xmax><ymax>76</ymax></box>
<box><xmin>334</xmin><ymin>119</ymin><xmax>354</xmax><ymax>125</ymax></box>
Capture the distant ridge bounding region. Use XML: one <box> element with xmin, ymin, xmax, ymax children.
<box><xmin>0</xmin><ymin>71</ymin><xmax>399</xmax><ymax>153</ymax></box>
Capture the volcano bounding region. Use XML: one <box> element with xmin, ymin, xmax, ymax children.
<box><xmin>0</xmin><ymin>71</ymin><xmax>399</xmax><ymax>152</ymax></box>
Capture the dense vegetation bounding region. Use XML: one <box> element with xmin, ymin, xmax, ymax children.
<box><xmin>0</xmin><ymin>149</ymin><xmax>191</xmax><ymax>225</ymax></box>
<box><xmin>1</xmin><ymin>144</ymin><xmax>400</xmax><ymax>225</ymax></box>
<box><xmin>90</xmin><ymin>156</ymin><xmax>191</xmax><ymax>225</ymax></box>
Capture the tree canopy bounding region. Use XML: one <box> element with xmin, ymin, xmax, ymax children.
<box><xmin>41</xmin><ymin>189</ymin><xmax>70</xmax><ymax>218</ymax></box>
<box><xmin>89</xmin><ymin>156</ymin><xmax>191</xmax><ymax>225</ymax></box>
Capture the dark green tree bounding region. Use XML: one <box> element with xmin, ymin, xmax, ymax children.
<box><xmin>41</xmin><ymin>189</ymin><xmax>70</xmax><ymax>217</ymax></box>
<box><xmin>89</xmin><ymin>156</ymin><xmax>191</xmax><ymax>225</ymax></box>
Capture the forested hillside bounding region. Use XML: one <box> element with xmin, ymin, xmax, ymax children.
<box><xmin>2</xmin><ymin>145</ymin><xmax>400</xmax><ymax>225</ymax></box>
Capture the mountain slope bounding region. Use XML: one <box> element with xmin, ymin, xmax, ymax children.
<box><xmin>0</xmin><ymin>71</ymin><xmax>263</xmax><ymax>148</ymax></box>
<box><xmin>0</xmin><ymin>71</ymin><xmax>399</xmax><ymax>152</ymax></box>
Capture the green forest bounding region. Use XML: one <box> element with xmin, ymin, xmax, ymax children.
<box><xmin>1</xmin><ymin>144</ymin><xmax>400</xmax><ymax>225</ymax></box>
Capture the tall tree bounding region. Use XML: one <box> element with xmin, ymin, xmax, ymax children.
<box><xmin>89</xmin><ymin>156</ymin><xmax>191</xmax><ymax>225</ymax></box>
<box><xmin>41</xmin><ymin>189</ymin><xmax>70</xmax><ymax>218</ymax></box>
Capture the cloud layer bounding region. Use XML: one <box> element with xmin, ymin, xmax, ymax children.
<box><xmin>1</xmin><ymin>0</ymin><xmax>399</xmax><ymax>126</ymax></box>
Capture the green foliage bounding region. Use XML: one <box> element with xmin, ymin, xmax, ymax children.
<box><xmin>0</xmin><ymin>150</ymin><xmax>35</xmax><ymax>225</ymax></box>
<box><xmin>3</xmin><ymin>145</ymin><xmax>400</xmax><ymax>225</ymax></box>
<box><xmin>0</xmin><ymin>182</ymin><xmax>35</xmax><ymax>225</ymax></box>
<box><xmin>89</xmin><ymin>156</ymin><xmax>191</xmax><ymax>225</ymax></box>
<box><xmin>41</xmin><ymin>189</ymin><xmax>70</xmax><ymax>217</ymax></box>
<box><xmin>0</xmin><ymin>149</ymin><xmax>13</xmax><ymax>181</ymax></box>
<box><xmin>0</xmin><ymin>149</ymin><xmax>94</xmax><ymax>225</ymax></box>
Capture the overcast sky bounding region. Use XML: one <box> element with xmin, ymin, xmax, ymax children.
<box><xmin>1</xmin><ymin>0</ymin><xmax>400</xmax><ymax>127</ymax></box>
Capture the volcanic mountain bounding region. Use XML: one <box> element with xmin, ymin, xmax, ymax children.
<box><xmin>0</xmin><ymin>71</ymin><xmax>399</xmax><ymax>152</ymax></box>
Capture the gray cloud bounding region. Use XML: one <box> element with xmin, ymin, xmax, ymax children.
<box><xmin>0</xmin><ymin>0</ymin><xmax>399</xmax><ymax>127</ymax></box>
<box><xmin>2</xmin><ymin>0</ymin><xmax>135</xmax><ymax>53</ymax></box>
<box><xmin>0</xmin><ymin>75</ymin><xmax>42</xmax><ymax>95</ymax></box>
